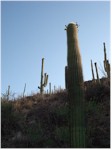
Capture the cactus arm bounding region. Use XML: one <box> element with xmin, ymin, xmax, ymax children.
<box><xmin>43</xmin><ymin>73</ymin><xmax>47</xmax><ymax>86</ymax></box>
<box><xmin>43</xmin><ymin>73</ymin><xmax>48</xmax><ymax>87</ymax></box>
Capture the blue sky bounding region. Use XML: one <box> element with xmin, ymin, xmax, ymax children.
<box><xmin>1</xmin><ymin>1</ymin><xmax>110</xmax><ymax>96</ymax></box>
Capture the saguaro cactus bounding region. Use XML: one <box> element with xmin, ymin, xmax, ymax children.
<box><xmin>38</xmin><ymin>58</ymin><xmax>48</xmax><ymax>94</ymax></box>
<box><xmin>54</xmin><ymin>85</ymin><xmax>56</xmax><ymax>93</ymax></box>
<box><xmin>23</xmin><ymin>83</ymin><xmax>26</xmax><ymax>98</ymax></box>
<box><xmin>91</xmin><ymin>60</ymin><xmax>95</xmax><ymax>82</ymax></box>
<box><xmin>94</xmin><ymin>62</ymin><xmax>100</xmax><ymax>83</ymax></box>
<box><xmin>7</xmin><ymin>85</ymin><xmax>10</xmax><ymax>100</ymax></box>
<box><xmin>49</xmin><ymin>82</ymin><xmax>51</xmax><ymax>94</ymax></box>
<box><xmin>103</xmin><ymin>42</ymin><xmax>110</xmax><ymax>78</ymax></box>
<box><xmin>66</xmin><ymin>22</ymin><xmax>86</xmax><ymax>148</ymax></box>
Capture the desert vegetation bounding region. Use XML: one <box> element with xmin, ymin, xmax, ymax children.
<box><xmin>1</xmin><ymin>81</ymin><xmax>110</xmax><ymax>148</ymax></box>
<box><xmin>1</xmin><ymin>22</ymin><xmax>110</xmax><ymax>148</ymax></box>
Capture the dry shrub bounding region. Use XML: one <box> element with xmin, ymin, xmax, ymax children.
<box><xmin>13</xmin><ymin>101</ymin><xmax>22</xmax><ymax>112</ymax></box>
<box><xmin>85</xmin><ymin>78</ymin><xmax>110</xmax><ymax>102</ymax></box>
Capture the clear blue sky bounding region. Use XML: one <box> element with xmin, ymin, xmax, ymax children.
<box><xmin>1</xmin><ymin>1</ymin><xmax>110</xmax><ymax>96</ymax></box>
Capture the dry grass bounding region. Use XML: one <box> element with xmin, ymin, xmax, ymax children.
<box><xmin>1</xmin><ymin>81</ymin><xmax>110</xmax><ymax>148</ymax></box>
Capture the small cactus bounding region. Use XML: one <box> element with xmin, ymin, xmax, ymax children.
<box><xmin>66</xmin><ymin>22</ymin><xmax>86</xmax><ymax>148</ymax></box>
<box><xmin>49</xmin><ymin>82</ymin><xmax>51</xmax><ymax>94</ymax></box>
<box><xmin>7</xmin><ymin>85</ymin><xmax>10</xmax><ymax>100</ymax></box>
<box><xmin>103</xmin><ymin>42</ymin><xmax>110</xmax><ymax>78</ymax></box>
<box><xmin>38</xmin><ymin>58</ymin><xmax>48</xmax><ymax>94</ymax></box>
<box><xmin>54</xmin><ymin>85</ymin><xmax>56</xmax><ymax>93</ymax></box>
<box><xmin>91</xmin><ymin>60</ymin><xmax>95</xmax><ymax>83</ymax></box>
<box><xmin>23</xmin><ymin>83</ymin><xmax>26</xmax><ymax>98</ymax></box>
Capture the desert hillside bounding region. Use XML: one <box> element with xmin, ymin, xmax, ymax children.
<box><xmin>1</xmin><ymin>79</ymin><xmax>110</xmax><ymax>148</ymax></box>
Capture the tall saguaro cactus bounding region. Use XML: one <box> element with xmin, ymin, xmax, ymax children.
<box><xmin>38</xmin><ymin>58</ymin><xmax>48</xmax><ymax>94</ymax></box>
<box><xmin>103</xmin><ymin>42</ymin><xmax>110</xmax><ymax>78</ymax></box>
<box><xmin>66</xmin><ymin>22</ymin><xmax>85</xmax><ymax>148</ymax></box>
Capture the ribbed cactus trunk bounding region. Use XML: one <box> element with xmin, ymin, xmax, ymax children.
<box><xmin>66</xmin><ymin>22</ymin><xmax>85</xmax><ymax>148</ymax></box>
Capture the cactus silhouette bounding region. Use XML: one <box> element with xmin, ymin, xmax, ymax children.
<box><xmin>49</xmin><ymin>82</ymin><xmax>51</xmax><ymax>94</ymax></box>
<box><xmin>38</xmin><ymin>58</ymin><xmax>48</xmax><ymax>94</ymax></box>
<box><xmin>7</xmin><ymin>85</ymin><xmax>10</xmax><ymax>100</ymax></box>
<box><xmin>103</xmin><ymin>42</ymin><xmax>110</xmax><ymax>78</ymax></box>
<box><xmin>54</xmin><ymin>85</ymin><xmax>56</xmax><ymax>93</ymax></box>
<box><xmin>94</xmin><ymin>62</ymin><xmax>100</xmax><ymax>84</ymax></box>
<box><xmin>23</xmin><ymin>83</ymin><xmax>26</xmax><ymax>98</ymax></box>
<box><xmin>91</xmin><ymin>60</ymin><xmax>95</xmax><ymax>82</ymax></box>
<box><xmin>66</xmin><ymin>22</ymin><xmax>86</xmax><ymax>148</ymax></box>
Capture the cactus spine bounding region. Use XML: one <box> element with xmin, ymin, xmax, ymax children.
<box><xmin>38</xmin><ymin>58</ymin><xmax>48</xmax><ymax>94</ymax></box>
<box><xmin>91</xmin><ymin>60</ymin><xmax>95</xmax><ymax>83</ymax></box>
<box><xmin>66</xmin><ymin>22</ymin><xmax>85</xmax><ymax>148</ymax></box>
<box><xmin>103</xmin><ymin>42</ymin><xmax>110</xmax><ymax>78</ymax></box>
<box><xmin>94</xmin><ymin>62</ymin><xmax>100</xmax><ymax>83</ymax></box>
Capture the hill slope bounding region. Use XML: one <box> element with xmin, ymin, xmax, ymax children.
<box><xmin>1</xmin><ymin>80</ymin><xmax>110</xmax><ymax>148</ymax></box>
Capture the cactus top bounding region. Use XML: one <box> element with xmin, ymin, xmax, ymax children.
<box><xmin>65</xmin><ymin>22</ymin><xmax>79</xmax><ymax>31</ymax></box>
<box><xmin>65</xmin><ymin>22</ymin><xmax>79</xmax><ymax>32</ymax></box>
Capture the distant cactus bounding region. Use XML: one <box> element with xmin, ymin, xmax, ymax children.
<box><xmin>91</xmin><ymin>60</ymin><xmax>95</xmax><ymax>83</ymax></box>
<box><xmin>65</xmin><ymin>66</ymin><xmax>68</xmax><ymax>89</ymax></box>
<box><xmin>38</xmin><ymin>58</ymin><xmax>48</xmax><ymax>94</ymax></box>
<box><xmin>54</xmin><ymin>85</ymin><xmax>56</xmax><ymax>93</ymax></box>
<box><xmin>7</xmin><ymin>85</ymin><xmax>10</xmax><ymax>100</ymax></box>
<box><xmin>94</xmin><ymin>62</ymin><xmax>100</xmax><ymax>84</ymax></box>
<box><xmin>47</xmin><ymin>89</ymin><xmax>48</xmax><ymax>94</ymax></box>
<box><xmin>66</xmin><ymin>22</ymin><xmax>86</xmax><ymax>148</ymax></box>
<box><xmin>49</xmin><ymin>82</ymin><xmax>51</xmax><ymax>94</ymax></box>
<box><xmin>23</xmin><ymin>83</ymin><xmax>26</xmax><ymax>98</ymax></box>
<box><xmin>103</xmin><ymin>42</ymin><xmax>110</xmax><ymax>78</ymax></box>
